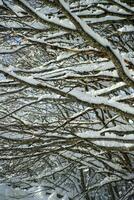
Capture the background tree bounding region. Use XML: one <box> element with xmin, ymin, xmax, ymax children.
<box><xmin>0</xmin><ymin>0</ymin><xmax>134</xmax><ymax>199</ymax></box>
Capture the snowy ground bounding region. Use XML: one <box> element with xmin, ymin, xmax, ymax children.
<box><xmin>0</xmin><ymin>184</ymin><xmax>48</xmax><ymax>200</ymax></box>
<box><xmin>0</xmin><ymin>184</ymin><xmax>68</xmax><ymax>200</ymax></box>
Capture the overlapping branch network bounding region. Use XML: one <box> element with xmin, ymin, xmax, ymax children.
<box><xmin>0</xmin><ymin>0</ymin><xmax>134</xmax><ymax>195</ymax></box>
